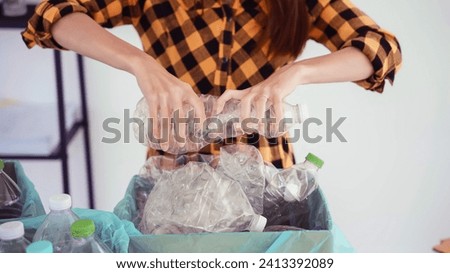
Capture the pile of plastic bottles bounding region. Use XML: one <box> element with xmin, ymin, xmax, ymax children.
<box><xmin>0</xmin><ymin>194</ymin><xmax>111</xmax><ymax>253</ymax></box>
<box><xmin>137</xmin><ymin>144</ymin><xmax>324</xmax><ymax>235</ymax></box>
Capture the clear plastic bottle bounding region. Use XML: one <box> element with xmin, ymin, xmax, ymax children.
<box><xmin>216</xmin><ymin>145</ymin><xmax>266</xmax><ymax>215</ymax></box>
<box><xmin>70</xmin><ymin>219</ymin><xmax>112</xmax><ymax>253</ymax></box>
<box><xmin>26</xmin><ymin>240</ymin><xmax>53</xmax><ymax>253</ymax></box>
<box><xmin>32</xmin><ymin>194</ymin><xmax>79</xmax><ymax>253</ymax></box>
<box><xmin>263</xmin><ymin>153</ymin><xmax>324</xmax><ymax>226</ymax></box>
<box><xmin>0</xmin><ymin>221</ymin><xmax>30</xmax><ymax>253</ymax></box>
<box><xmin>0</xmin><ymin>159</ymin><xmax>23</xmax><ymax>219</ymax></box>
<box><xmin>133</xmin><ymin>95</ymin><xmax>307</xmax><ymax>154</ymax></box>
<box><xmin>206</xmin><ymin>97</ymin><xmax>308</xmax><ymax>139</ymax></box>
<box><xmin>140</xmin><ymin>162</ymin><xmax>267</xmax><ymax>234</ymax></box>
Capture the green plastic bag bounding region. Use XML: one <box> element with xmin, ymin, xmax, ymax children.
<box><xmin>114</xmin><ymin>175</ymin><xmax>354</xmax><ymax>253</ymax></box>
<box><xmin>0</xmin><ymin>161</ymin><xmax>45</xmax><ymax>224</ymax></box>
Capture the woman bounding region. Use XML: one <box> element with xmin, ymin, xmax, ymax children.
<box><xmin>22</xmin><ymin>0</ymin><xmax>402</xmax><ymax>168</ymax></box>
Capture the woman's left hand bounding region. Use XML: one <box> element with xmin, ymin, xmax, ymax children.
<box><xmin>215</xmin><ymin>62</ymin><xmax>303</xmax><ymax>134</ymax></box>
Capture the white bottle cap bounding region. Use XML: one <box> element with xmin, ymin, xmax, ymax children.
<box><xmin>49</xmin><ymin>194</ymin><xmax>72</xmax><ymax>211</ymax></box>
<box><xmin>284</xmin><ymin>183</ymin><xmax>300</xmax><ymax>202</ymax></box>
<box><xmin>0</xmin><ymin>221</ymin><xmax>25</xmax><ymax>240</ymax></box>
<box><xmin>249</xmin><ymin>215</ymin><xmax>267</xmax><ymax>232</ymax></box>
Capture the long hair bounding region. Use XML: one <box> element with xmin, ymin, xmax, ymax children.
<box><xmin>263</xmin><ymin>0</ymin><xmax>311</xmax><ymax>59</ymax></box>
<box><xmin>197</xmin><ymin>0</ymin><xmax>311</xmax><ymax>59</ymax></box>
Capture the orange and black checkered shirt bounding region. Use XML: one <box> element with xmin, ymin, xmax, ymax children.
<box><xmin>22</xmin><ymin>0</ymin><xmax>402</xmax><ymax>168</ymax></box>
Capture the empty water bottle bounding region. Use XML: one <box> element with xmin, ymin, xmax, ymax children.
<box><xmin>133</xmin><ymin>97</ymin><xmax>209</xmax><ymax>154</ymax></box>
<box><xmin>205</xmin><ymin>97</ymin><xmax>308</xmax><ymax>139</ymax></box>
<box><xmin>0</xmin><ymin>159</ymin><xmax>22</xmax><ymax>219</ymax></box>
<box><xmin>134</xmin><ymin>154</ymin><xmax>219</xmax><ymax>226</ymax></box>
<box><xmin>26</xmin><ymin>240</ymin><xmax>53</xmax><ymax>253</ymax></box>
<box><xmin>0</xmin><ymin>221</ymin><xmax>30</xmax><ymax>253</ymax></box>
<box><xmin>216</xmin><ymin>145</ymin><xmax>266</xmax><ymax>215</ymax></box>
<box><xmin>263</xmin><ymin>153</ymin><xmax>324</xmax><ymax>226</ymax></box>
<box><xmin>133</xmin><ymin>95</ymin><xmax>307</xmax><ymax>154</ymax></box>
<box><xmin>140</xmin><ymin>162</ymin><xmax>266</xmax><ymax>234</ymax></box>
<box><xmin>33</xmin><ymin>194</ymin><xmax>79</xmax><ymax>253</ymax></box>
<box><xmin>70</xmin><ymin>219</ymin><xmax>112</xmax><ymax>253</ymax></box>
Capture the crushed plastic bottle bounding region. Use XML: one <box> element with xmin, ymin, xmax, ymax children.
<box><xmin>139</xmin><ymin>154</ymin><xmax>219</xmax><ymax>182</ymax></box>
<box><xmin>263</xmin><ymin>153</ymin><xmax>324</xmax><ymax>226</ymax></box>
<box><xmin>140</xmin><ymin>162</ymin><xmax>266</xmax><ymax>234</ymax></box>
<box><xmin>204</xmin><ymin>97</ymin><xmax>308</xmax><ymax>140</ymax></box>
<box><xmin>32</xmin><ymin>194</ymin><xmax>79</xmax><ymax>253</ymax></box>
<box><xmin>0</xmin><ymin>221</ymin><xmax>30</xmax><ymax>253</ymax></box>
<box><xmin>70</xmin><ymin>219</ymin><xmax>112</xmax><ymax>253</ymax></box>
<box><xmin>216</xmin><ymin>145</ymin><xmax>266</xmax><ymax>215</ymax></box>
<box><xmin>26</xmin><ymin>240</ymin><xmax>53</xmax><ymax>253</ymax></box>
<box><xmin>0</xmin><ymin>159</ymin><xmax>22</xmax><ymax>219</ymax></box>
<box><xmin>134</xmin><ymin>154</ymin><xmax>219</xmax><ymax>226</ymax></box>
<box><xmin>133</xmin><ymin>95</ymin><xmax>307</xmax><ymax>154</ymax></box>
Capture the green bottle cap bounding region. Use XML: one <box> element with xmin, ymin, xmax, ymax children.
<box><xmin>0</xmin><ymin>160</ymin><xmax>4</xmax><ymax>170</ymax></box>
<box><xmin>71</xmin><ymin>219</ymin><xmax>95</xmax><ymax>239</ymax></box>
<box><xmin>306</xmin><ymin>153</ymin><xmax>324</xmax><ymax>169</ymax></box>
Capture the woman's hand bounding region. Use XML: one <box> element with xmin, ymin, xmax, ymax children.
<box><xmin>132</xmin><ymin>56</ymin><xmax>206</xmax><ymax>151</ymax></box>
<box><xmin>51</xmin><ymin>13</ymin><xmax>207</xmax><ymax>151</ymax></box>
<box><xmin>215</xmin><ymin>62</ymin><xmax>304</xmax><ymax>135</ymax></box>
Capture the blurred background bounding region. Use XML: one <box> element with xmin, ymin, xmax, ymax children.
<box><xmin>0</xmin><ymin>0</ymin><xmax>449</xmax><ymax>252</ymax></box>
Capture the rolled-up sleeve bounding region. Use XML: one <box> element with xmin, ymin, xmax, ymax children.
<box><xmin>21</xmin><ymin>0</ymin><xmax>142</xmax><ymax>49</ymax></box>
<box><xmin>306</xmin><ymin>0</ymin><xmax>402</xmax><ymax>92</ymax></box>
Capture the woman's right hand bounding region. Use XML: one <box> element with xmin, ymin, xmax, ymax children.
<box><xmin>51</xmin><ymin>13</ymin><xmax>205</xmax><ymax>151</ymax></box>
<box><xmin>131</xmin><ymin>55</ymin><xmax>206</xmax><ymax>151</ymax></box>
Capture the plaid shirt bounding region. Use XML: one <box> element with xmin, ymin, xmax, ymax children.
<box><xmin>22</xmin><ymin>0</ymin><xmax>402</xmax><ymax>168</ymax></box>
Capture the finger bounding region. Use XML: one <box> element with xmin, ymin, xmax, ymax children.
<box><xmin>239</xmin><ymin>94</ymin><xmax>254</xmax><ymax>133</ymax></box>
<box><xmin>272</xmin><ymin>96</ymin><xmax>284</xmax><ymax>137</ymax></box>
<box><xmin>186</xmin><ymin>94</ymin><xmax>206</xmax><ymax>129</ymax></box>
<box><xmin>147</xmin><ymin>99</ymin><xmax>160</xmax><ymax>147</ymax></box>
<box><xmin>172</xmin><ymin>101</ymin><xmax>186</xmax><ymax>148</ymax></box>
<box><xmin>159</xmin><ymin>96</ymin><xmax>170</xmax><ymax>151</ymax></box>
<box><xmin>255</xmin><ymin>95</ymin><xmax>268</xmax><ymax>134</ymax></box>
<box><xmin>214</xmin><ymin>89</ymin><xmax>243</xmax><ymax>115</ymax></box>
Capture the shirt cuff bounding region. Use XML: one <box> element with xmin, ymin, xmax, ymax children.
<box><xmin>341</xmin><ymin>30</ymin><xmax>400</xmax><ymax>93</ymax></box>
<box><xmin>21</xmin><ymin>2</ymin><xmax>88</xmax><ymax>50</ymax></box>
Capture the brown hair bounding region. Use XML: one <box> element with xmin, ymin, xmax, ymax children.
<box><xmin>197</xmin><ymin>0</ymin><xmax>311</xmax><ymax>59</ymax></box>
<box><xmin>263</xmin><ymin>0</ymin><xmax>311</xmax><ymax>59</ymax></box>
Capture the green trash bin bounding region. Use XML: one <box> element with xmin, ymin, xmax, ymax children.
<box><xmin>114</xmin><ymin>175</ymin><xmax>354</xmax><ymax>253</ymax></box>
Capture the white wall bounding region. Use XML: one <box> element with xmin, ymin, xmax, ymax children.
<box><xmin>1</xmin><ymin>0</ymin><xmax>449</xmax><ymax>252</ymax></box>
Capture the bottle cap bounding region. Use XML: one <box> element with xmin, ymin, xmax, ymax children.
<box><xmin>71</xmin><ymin>219</ymin><xmax>95</xmax><ymax>239</ymax></box>
<box><xmin>0</xmin><ymin>221</ymin><xmax>25</xmax><ymax>240</ymax></box>
<box><xmin>306</xmin><ymin>153</ymin><xmax>324</xmax><ymax>169</ymax></box>
<box><xmin>26</xmin><ymin>240</ymin><xmax>53</xmax><ymax>253</ymax></box>
<box><xmin>0</xmin><ymin>159</ymin><xmax>4</xmax><ymax>170</ymax></box>
<box><xmin>249</xmin><ymin>215</ymin><xmax>267</xmax><ymax>232</ymax></box>
<box><xmin>49</xmin><ymin>194</ymin><xmax>72</xmax><ymax>211</ymax></box>
<box><xmin>284</xmin><ymin>182</ymin><xmax>300</xmax><ymax>202</ymax></box>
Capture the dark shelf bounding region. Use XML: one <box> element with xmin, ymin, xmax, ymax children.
<box><xmin>0</xmin><ymin>121</ymin><xmax>85</xmax><ymax>160</ymax></box>
<box><xmin>0</xmin><ymin>13</ymin><xmax>95</xmax><ymax>208</ymax></box>
<box><xmin>0</xmin><ymin>5</ymin><xmax>36</xmax><ymax>29</ymax></box>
